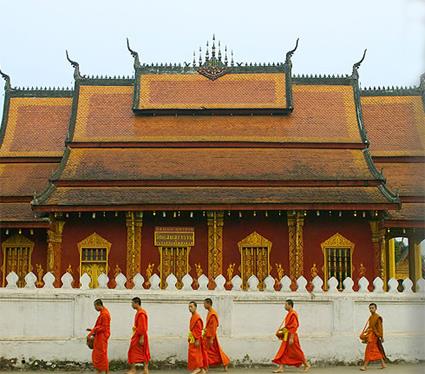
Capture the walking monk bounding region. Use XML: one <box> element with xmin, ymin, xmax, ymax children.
<box><xmin>86</xmin><ymin>299</ymin><xmax>111</xmax><ymax>374</ymax></box>
<box><xmin>188</xmin><ymin>301</ymin><xmax>208</xmax><ymax>374</ymax></box>
<box><xmin>203</xmin><ymin>298</ymin><xmax>230</xmax><ymax>371</ymax></box>
<box><xmin>272</xmin><ymin>299</ymin><xmax>310</xmax><ymax>373</ymax></box>
<box><xmin>128</xmin><ymin>297</ymin><xmax>150</xmax><ymax>374</ymax></box>
<box><xmin>360</xmin><ymin>303</ymin><xmax>386</xmax><ymax>371</ymax></box>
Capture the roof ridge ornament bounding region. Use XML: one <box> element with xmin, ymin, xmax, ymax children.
<box><xmin>352</xmin><ymin>49</ymin><xmax>367</xmax><ymax>79</ymax></box>
<box><xmin>196</xmin><ymin>34</ymin><xmax>228</xmax><ymax>80</ymax></box>
<box><xmin>0</xmin><ymin>67</ymin><xmax>11</xmax><ymax>91</ymax></box>
<box><xmin>126</xmin><ymin>38</ymin><xmax>141</xmax><ymax>69</ymax></box>
<box><xmin>65</xmin><ymin>50</ymin><xmax>83</xmax><ymax>80</ymax></box>
<box><xmin>285</xmin><ymin>38</ymin><xmax>299</xmax><ymax>66</ymax></box>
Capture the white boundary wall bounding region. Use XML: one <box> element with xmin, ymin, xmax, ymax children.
<box><xmin>0</xmin><ymin>272</ymin><xmax>424</xmax><ymax>364</ymax></box>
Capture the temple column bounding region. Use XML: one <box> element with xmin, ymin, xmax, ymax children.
<box><xmin>295</xmin><ymin>211</ymin><xmax>305</xmax><ymax>278</ymax></box>
<box><xmin>408</xmin><ymin>235</ymin><xmax>423</xmax><ymax>290</ymax></box>
<box><xmin>126</xmin><ymin>211</ymin><xmax>143</xmax><ymax>283</ymax></box>
<box><xmin>287</xmin><ymin>212</ymin><xmax>297</xmax><ymax>279</ymax></box>
<box><xmin>207</xmin><ymin>211</ymin><xmax>224</xmax><ymax>280</ymax></box>
<box><xmin>388</xmin><ymin>238</ymin><xmax>396</xmax><ymax>279</ymax></box>
<box><xmin>47</xmin><ymin>215</ymin><xmax>65</xmax><ymax>287</ymax></box>
<box><xmin>369</xmin><ymin>221</ymin><xmax>384</xmax><ymax>279</ymax></box>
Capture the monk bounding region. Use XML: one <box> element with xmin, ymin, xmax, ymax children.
<box><xmin>360</xmin><ymin>303</ymin><xmax>386</xmax><ymax>371</ymax></box>
<box><xmin>272</xmin><ymin>299</ymin><xmax>310</xmax><ymax>373</ymax></box>
<box><xmin>86</xmin><ymin>299</ymin><xmax>111</xmax><ymax>374</ymax></box>
<box><xmin>188</xmin><ymin>301</ymin><xmax>208</xmax><ymax>374</ymax></box>
<box><xmin>128</xmin><ymin>297</ymin><xmax>150</xmax><ymax>374</ymax></box>
<box><xmin>203</xmin><ymin>298</ymin><xmax>230</xmax><ymax>371</ymax></box>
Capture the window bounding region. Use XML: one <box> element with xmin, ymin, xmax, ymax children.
<box><xmin>77</xmin><ymin>233</ymin><xmax>111</xmax><ymax>288</ymax></box>
<box><xmin>238</xmin><ymin>232</ymin><xmax>272</xmax><ymax>290</ymax></box>
<box><xmin>321</xmin><ymin>233</ymin><xmax>354</xmax><ymax>290</ymax></box>
<box><xmin>2</xmin><ymin>234</ymin><xmax>34</xmax><ymax>287</ymax></box>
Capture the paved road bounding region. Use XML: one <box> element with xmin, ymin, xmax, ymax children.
<box><xmin>3</xmin><ymin>365</ymin><xmax>424</xmax><ymax>373</ymax></box>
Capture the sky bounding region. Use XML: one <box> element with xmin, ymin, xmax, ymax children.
<box><xmin>0</xmin><ymin>0</ymin><xmax>424</xmax><ymax>93</ymax></box>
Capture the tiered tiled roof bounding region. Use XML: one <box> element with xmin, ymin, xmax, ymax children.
<box><xmin>0</xmin><ymin>75</ymin><xmax>72</xmax><ymax>226</ymax></box>
<box><xmin>361</xmin><ymin>86</ymin><xmax>425</xmax><ymax>227</ymax></box>
<box><xmin>32</xmin><ymin>45</ymin><xmax>398</xmax><ymax>212</ymax></box>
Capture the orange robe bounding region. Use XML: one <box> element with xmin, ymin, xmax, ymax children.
<box><xmin>364</xmin><ymin>313</ymin><xmax>385</xmax><ymax>362</ymax></box>
<box><xmin>273</xmin><ymin>309</ymin><xmax>306</xmax><ymax>367</ymax></box>
<box><xmin>128</xmin><ymin>308</ymin><xmax>151</xmax><ymax>364</ymax></box>
<box><xmin>203</xmin><ymin>308</ymin><xmax>230</xmax><ymax>367</ymax></box>
<box><xmin>88</xmin><ymin>308</ymin><xmax>111</xmax><ymax>372</ymax></box>
<box><xmin>188</xmin><ymin>312</ymin><xmax>208</xmax><ymax>371</ymax></box>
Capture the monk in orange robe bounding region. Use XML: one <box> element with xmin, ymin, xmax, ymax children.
<box><xmin>188</xmin><ymin>301</ymin><xmax>208</xmax><ymax>374</ymax></box>
<box><xmin>86</xmin><ymin>299</ymin><xmax>111</xmax><ymax>374</ymax></box>
<box><xmin>272</xmin><ymin>299</ymin><xmax>310</xmax><ymax>373</ymax></box>
<box><xmin>203</xmin><ymin>298</ymin><xmax>230</xmax><ymax>371</ymax></box>
<box><xmin>128</xmin><ymin>297</ymin><xmax>150</xmax><ymax>374</ymax></box>
<box><xmin>360</xmin><ymin>303</ymin><xmax>386</xmax><ymax>371</ymax></box>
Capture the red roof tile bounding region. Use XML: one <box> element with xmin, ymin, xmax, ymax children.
<box><xmin>374</xmin><ymin>162</ymin><xmax>425</xmax><ymax>197</ymax></box>
<box><xmin>137</xmin><ymin>73</ymin><xmax>287</xmax><ymax>109</ymax></box>
<box><xmin>73</xmin><ymin>84</ymin><xmax>362</xmax><ymax>143</ymax></box>
<box><xmin>0</xmin><ymin>97</ymin><xmax>72</xmax><ymax>157</ymax></box>
<box><xmin>38</xmin><ymin>185</ymin><xmax>393</xmax><ymax>208</ymax></box>
<box><xmin>60</xmin><ymin>148</ymin><xmax>375</xmax><ymax>182</ymax></box>
<box><xmin>361</xmin><ymin>95</ymin><xmax>425</xmax><ymax>157</ymax></box>
<box><xmin>0</xmin><ymin>163</ymin><xmax>57</xmax><ymax>197</ymax></box>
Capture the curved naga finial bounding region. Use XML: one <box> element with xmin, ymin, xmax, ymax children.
<box><xmin>285</xmin><ymin>38</ymin><xmax>299</xmax><ymax>65</ymax></box>
<box><xmin>352</xmin><ymin>49</ymin><xmax>367</xmax><ymax>79</ymax></box>
<box><xmin>126</xmin><ymin>38</ymin><xmax>141</xmax><ymax>69</ymax></box>
<box><xmin>0</xmin><ymin>67</ymin><xmax>11</xmax><ymax>90</ymax></box>
<box><xmin>65</xmin><ymin>50</ymin><xmax>82</xmax><ymax>80</ymax></box>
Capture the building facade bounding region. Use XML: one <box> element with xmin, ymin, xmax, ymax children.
<box><xmin>0</xmin><ymin>39</ymin><xmax>424</xmax><ymax>290</ymax></box>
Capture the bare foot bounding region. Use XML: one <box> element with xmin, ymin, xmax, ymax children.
<box><xmin>224</xmin><ymin>365</ymin><xmax>228</xmax><ymax>372</ymax></box>
<box><xmin>272</xmin><ymin>369</ymin><xmax>284</xmax><ymax>373</ymax></box>
<box><xmin>191</xmin><ymin>369</ymin><xmax>201</xmax><ymax>374</ymax></box>
<box><xmin>360</xmin><ymin>367</ymin><xmax>367</xmax><ymax>371</ymax></box>
<box><xmin>304</xmin><ymin>363</ymin><xmax>311</xmax><ymax>372</ymax></box>
<box><xmin>380</xmin><ymin>364</ymin><xmax>387</xmax><ymax>369</ymax></box>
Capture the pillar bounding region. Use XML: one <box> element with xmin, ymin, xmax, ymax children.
<box><xmin>369</xmin><ymin>220</ymin><xmax>384</xmax><ymax>279</ymax></box>
<box><xmin>207</xmin><ymin>211</ymin><xmax>224</xmax><ymax>279</ymax></box>
<box><xmin>388</xmin><ymin>238</ymin><xmax>396</xmax><ymax>279</ymax></box>
<box><xmin>295</xmin><ymin>211</ymin><xmax>305</xmax><ymax>278</ymax></box>
<box><xmin>408</xmin><ymin>235</ymin><xmax>423</xmax><ymax>289</ymax></box>
<box><xmin>126</xmin><ymin>211</ymin><xmax>143</xmax><ymax>282</ymax></box>
<box><xmin>287</xmin><ymin>211</ymin><xmax>297</xmax><ymax>279</ymax></box>
<box><xmin>47</xmin><ymin>215</ymin><xmax>65</xmax><ymax>287</ymax></box>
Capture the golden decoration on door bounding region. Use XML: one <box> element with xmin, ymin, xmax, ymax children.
<box><xmin>238</xmin><ymin>231</ymin><xmax>272</xmax><ymax>290</ymax></box>
<box><xmin>154</xmin><ymin>227</ymin><xmax>195</xmax><ymax>289</ymax></box>
<box><xmin>77</xmin><ymin>232</ymin><xmax>111</xmax><ymax>288</ymax></box>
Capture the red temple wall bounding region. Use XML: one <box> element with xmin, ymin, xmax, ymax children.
<box><xmin>61</xmin><ymin>216</ymin><xmax>126</xmax><ymax>280</ymax></box>
<box><xmin>141</xmin><ymin>215</ymin><xmax>208</xmax><ymax>280</ymax></box>
<box><xmin>222</xmin><ymin>214</ymin><xmax>289</xmax><ymax>279</ymax></box>
<box><xmin>31</xmin><ymin>229</ymin><xmax>48</xmax><ymax>271</ymax></box>
<box><xmin>303</xmin><ymin>216</ymin><xmax>376</xmax><ymax>282</ymax></box>
<box><xmin>57</xmin><ymin>214</ymin><xmax>377</xmax><ymax>285</ymax></box>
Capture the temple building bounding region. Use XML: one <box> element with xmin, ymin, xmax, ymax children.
<box><xmin>0</xmin><ymin>38</ymin><xmax>424</xmax><ymax>289</ymax></box>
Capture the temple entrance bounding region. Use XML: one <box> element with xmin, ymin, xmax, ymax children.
<box><xmin>158</xmin><ymin>246</ymin><xmax>191</xmax><ymax>288</ymax></box>
<box><xmin>154</xmin><ymin>226</ymin><xmax>195</xmax><ymax>289</ymax></box>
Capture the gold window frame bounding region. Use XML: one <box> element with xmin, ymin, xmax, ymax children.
<box><xmin>77</xmin><ymin>232</ymin><xmax>111</xmax><ymax>288</ymax></box>
<box><xmin>321</xmin><ymin>233</ymin><xmax>355</xmax><ymax>289</ymax></box>
<box><xmin>238</xmin><ymin>231</ymin><xmax>272</xmax><ymax>290</ymax></box>
<box><xmin>1</xmin><ymin>234</ymin><xmax>34</xmax><ymax>287</ymax></box>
